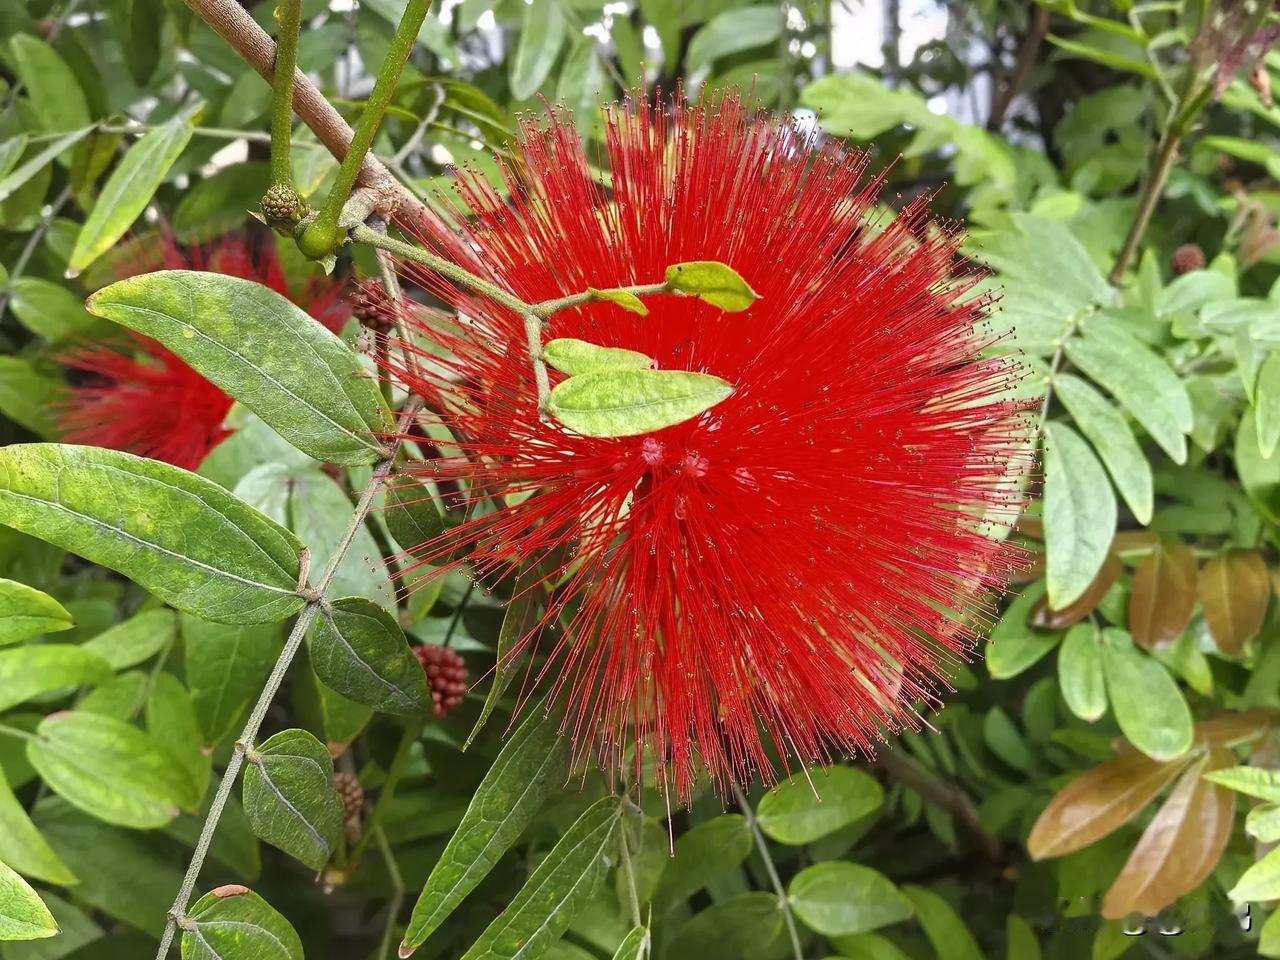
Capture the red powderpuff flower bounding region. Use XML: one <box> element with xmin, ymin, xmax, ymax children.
<box><xmin>387</xmin><ymin>94</ymin><xmax>1030</xmax><ymax>801</ymax></box>
<box><xmin>58</xmin><ymin>234</ymin><xmax>349</xmax><ymax>471</ymax></box>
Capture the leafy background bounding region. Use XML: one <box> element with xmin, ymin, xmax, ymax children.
<box><xmin>3</xmin><ymin>0</ymin><xmax>1280</xmax><ymax>959</ymax></box>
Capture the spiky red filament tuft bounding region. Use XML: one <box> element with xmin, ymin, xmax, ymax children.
<box><xmin>57</xmin><ymin>233</ymin><xmax>349</xmax><ymax>471</ymax></box>
<box><xmin>383</xmin><ymin>93</ymin><xmax>1032</xmax><ymax>802</ymax></box>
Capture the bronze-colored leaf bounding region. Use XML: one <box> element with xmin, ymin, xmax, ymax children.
<box><xmin>1195</xmin><ymin>709</ymin><xmax>1280</xmax><ymax>748</ymax></box>
<box><xmin>1017</xmin><ymin>516</ymin><xmax>1044</xmax><ymax>541</ymax></box>
<box><xmin>1201</xmin><ymin>550</ymin><xmax>1271</xmax><ymax>655</ymax></box>
<box><xmin>1112</xmin><ymin>530</ymin><xmax>1159</xmax><ymax>553</ymax></box>
<box><xmin>1101</xmin><ymin>746</ymin><xmax>1236</xmax><ymax>919</ymax></box>
<box><xmin>1129</xmin><ymin>539</ymin><xmax>1197</xmax><ymax>650</ymax></box>
<box><xmin>1029</xmin><ymin>553</ymin><xmax>1121</xmax><ymax>630</ymax></box>
<box><xmin>1027</xmin><ymin>749</ymin><xmax>1191</xmax><ymax>860</ymax></box>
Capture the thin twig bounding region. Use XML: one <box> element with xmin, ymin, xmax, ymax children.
<box><xmin>374</xmin><ymin>827</ymin><xmax>406</xmax><ymax>960</ymax></box>
<box><xmin>268</xmin><ymin>0</ymin><xmax>303</xmax><ymax>187</ymax></box>
<box><xmin>153</xmin><ymin>396</ymin><xmax>425</xmax><ymax>960</ymax></box>
<box><xmin>348</xmin><ymin>718</ymin><xmax>424</xmax><ymax>869</ymax></box>
<box><xmin>732</xmin><ymin>783</ymin><xmax>803</xmax><ymax>960</ymax></box>
<box><xmin>0</xmin><ymin>186</ymin><xmax>72</xmax><ymax>321</ymax></box>
<box><xmin>873</xmin><ymin>748</ymin><xmax>1003</xmax><ymax>862</ymax></box>
<box><xmin>987</xmin><ymin>6</ymin><xmax>1048</xmax><ymax>130</ymax></box>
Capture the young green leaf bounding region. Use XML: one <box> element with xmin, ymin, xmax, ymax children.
<box><xmin>664</xmin><ymin>892</ymin><xmax>783</xmax><ymax>960</ymax></box>
<box><xmin>543</xmin><ymin>338</ymin><xmax>655</xmax><ymax>376</ymax></box>
<box><xmin>1229</xmin><ymin>846</ymin><xmax>1280</xmax><ymax>903</ymax></box>
<box><xmin>1058</xmin><ymin>623</ymin><xmax>1106</xmax><ymax>722</ymax></box>
<box><xmin>0</xmin><ymin>767</ymin><xmax>76</xmax><ymax>886</ymax></box>
<box><xmin>985</xmin><ymin>583</ymin><xmax>1059</xmax><ymax>679</ymax></box>
<box><xmin>0</xmin><ymin>858</ymin><xmax>58</xmax><ymax>942</ymax></box>
<box><xmin>242</xmin><ymin>728</ymin><xmax>344</xmax><ymax>872</ymax></box>
<box><xmin>401</xmin><ymin>709</ymin><xmax>571</xmax><ymax>953</ymax></box>
<box><xmin>757</xmin><ymin>766</ymin><xmax>883</xmax><ymax>844</ymax></box>
<box><xmin>509</xmin><ymin>0</ymin><xmax>566</xmax><ymax>99</ymax></box>
<box><xmin>1204</xmin><ymin>766</ymin><xmax>1280</xmax><ymax>803</ymax></box>
<box><xmin>0</xmin><ymin>445</ymin><xmax>305</xmax><ymax>624</ymax></box>
<box><xmin>1043</xmin><ymin>422</ymin><xmax>1117</xmax><ymax>609</ymax></box>
<box><xmin>6</xmin><ymin>277</ymin><xmax>96</xmax><ymax>342</ymax></box>
<box><xmin>384</xmin><ymin>477</ymin><xmax>447</xmax><ymax>553</ymax></box>
<box><xmin>611</xmin><ymin>926</ymin><xmax>651</xmax><ymax>960</ymax></box>
<box><xmin>307</xmin><ymin>597</ymin><xmax>430</xmax><ymax>717</ymax></box>
<box><xmin>0</xmin><ymin>578</ymin><xmax>72</xmax><ymax>645</ymax></box>
<box><xmin>10</xmin><ymin>34</ymin><xmax>90</xmax><ymax>134</ymax></box>
<box><xmin>652</xmin><ymin>815</ymin><xmax>754</xmax><ymax>914</ymax></box>
<box><xmin>82</xmin><ymin>607</ymin><xmax>176</xmax><ymax>670</ymax></box>
<box><xmin>901</xmin><ymin>885</ymin><xmax>984</xmax><ymax>960</ymax></box>
<box><xmin>182</xmin><ymin>616</ymin><xmax>282</xmax><ymax>746</ymax></box>
<box><xmin>589</xmin><ymin>287</ymin><xmax>649</xmax><ymax>316</ymax></box>
<box><xmin>28</xmin><ymin>711</ymin><xmax>198</xmax><ymax>829</ymax></box>
<box><xmin>789</xmin><ymin>862</ymin><xmax>912</xmax><ymax>936</ymax></box>
<box><xmin>549</xmin><ymin>369</ymin><xmax>733</xmax><ymax>437</ymax></box>
<box><xmin>1053</xmin><ymin>372</ymin><xmax>1152</xmax><ymax>524</ymax></box>
<box><xmin>182</xmin><ymin>885</ymin><xmax>304</xmax><ymax>960</ymax></box>
<box><xmin>1100</xmin><ymin>629</ymin><xmax>1193</xmax><ymax>761</ymax></box>
<box><xmin>664</xmin><ymin>261</ymin><xmax>759</xmax><ymax>312</ymax></box>
<box><xmin>0</xmin><ymin>128</ymin><xmax>94</xmax><ymax>205</ymax></box>
<box><xmin>87</xmin><ymin>271</ymin><xmax>394</xmax><ymax>465</ymax></box>
<box><xmin>455</xmin><ymin>798</ymin><xmax>619</xmax><ymax>960</ymax></box>
<box><xmin>147</xmin><ymin>673</ymin><xmax>212</xmax><ymax>805</ymax></box>
<box><xmin>0</xmin><ymin>644</ymin><xmax>113</xmax><ymax>713</ymax></box>
<box><xmin>69</xmin><ymin>110</ymin><xmax>196</xmax><ymax>274</ymax></box>
<box><xmin>1256</xmin><ymin>351</ymin><xmax>1280</xmax><ymax>458</ymax></box>
<box><xmin>1247</xmin><ymin>804</ymin><xmax>1280</xmax><ymax>842</ymax></box>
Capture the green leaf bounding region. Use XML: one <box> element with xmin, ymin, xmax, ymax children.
<box><xmin>0</xmin><ymin>858</ymin><xmax>57</xmax><ymax>942</ymax></box>
<box><xmin>509</xmin><ymin>0</ymin><xmax>565</xmax><ymax>100</ymax></box>
<box><xmin>1064</xmin><ymin>323</ymin><xmax>1192</xmax><ymax>464</ymax></box>
<box><xmin>543</xmin><ymin>339</ymin><xmax>655</xmax><ymax>376</ymax></box>
<box><xmin>6</xmin><ymin>278</ymin><xmax>96</xmax><ymax>343</ymax></box>
<box><xmin>1204</xmin><ymin>766</ymin><xmax>1280</xmax><ymax>803</ymax></box>
<box><xmin>307</xmin><ymin>597</ymin><xmax>429</xmax><ymax>717</ymax></box>
<box><xmin>1247</xmin><ymin>803</ymin><xmax>1280</xmax><ymax>843</ymax></box>
<box><xmin>402</xmin><ymin>709</ymin><xmax>571</xmax><ymax>953</ymax></box>
<box><xmin>0</xmin><ymin>644</ymin><xmax>112</xmax><ymax>713</ymax></box>
<box><xmin>292</xmin><ymin>650</ymin><xmax>372</xmax><ymax>750</ymax></box>
<box><xmin>1100</xmin><ymin>629</ymin><xmax>1192</xmax><ymax>761</ymax></box>
<box><xmin>10</xmin><ymin>34</ymin><xmax>90</xmax><ymax>134</ymax></box>
<box><xmin>829</xmin><ymin>933</ymin><xmax>914</xmax><ymax>960</ymax></box>
<box><xmin>0</xmin><ymin>767</ymin><xmax>76</xmax><ymax>886</ymax></box>
<box><xmin>78</xmin><ymin>671</ymin><xmax>148</xmax><ymax>720</ymax></box>
<box><xmin>1053</xmin><ymin>373</ymin><xmax>1152</xmax><ymax>524</ymax></box>
<box><xmin>1229</xmin><ymin>845</ymin><xmax>1280</xmax><ymax>902</ymax></box>
<box><xmin>686</xmin><ymin>6</ymin><xmax>783</xmax><ymax>75</ymax></box>
<box><xmin>182</xmin><ymin>616</ymin><xmax>282</xmax><ymax>746</ymax></box>
<box><xmin>664</xmin><ymin>892</ymin><xmax>783</xmax><ymax>960</ymax></box>
<box><xmin>1005</xmin><ymin>914</ymin><xmax>1041</xmax><ymax>960</ymax></box>
<box><xmin>0</xmin><ymin>444</ymin><xmax>305</xmax><ymax>624</ymax></box>
<box><xmin>456</xmin><ymin>797</ymin><xmax>619</xmax><ymax>960</ymax></box>
<box><xmin>287</xmin><ymin>470</ymin><xmax>394</xmax><ymax>608</ymax></box>
<box><xmin>1059</xmin><ymin>623</ymin><xmax>1107</xmax><ymax>722</ymax></box>
<box><xmin>464</xmin><ymin>565</ymin><xmax>542</xmax><ymax>750</ymax></box>
<box><xmin>652</xmin><ymin>815</ymin><xmax>753</xmax><ymax>913</ymax></box>
<box><xmin>984</xmin><ymin>584</ymin><xmax>1058</xmax><ymax>679</ymax></box>
<box><xmin>549</xmin><ymin>370</ymin><xmax>733</xmax><ymax>438</ymax></box>
<box><xmin>611</xmin><ymin>926</ymin><xmax>650</xmax><ymax>960</ymax></box>
<box><xmin>147</xmin><ymin>673</ymin><xmax>212</xmax><ymax>805</ymax></box>
<box><xmin>242</xmin><ymin>728</ymin><xmax>343</xmax><ymax>872</ymax></box>
<box><xmin>173</xmin><ymin>163</ymin><xmax>271</xmax><ymax>245</ymax></box>
<box><xmin>82</xmin><ymin>608</ymin><xmax>175</xmax><ymax>670</ymax></box>
<box><xmin>1043</xmin><ymin>422</ymin><xmax>1117</xmax><ymax>608</ymax></box>
<box><xmin>384</xmin><ymin>478</ymin><xmax>446</xmax><ymax>553</ymax></box>
<box><xmin>901</xmin><ymin>885</ymin><xmax>985</xmax><ymax>960</ymax></box>
<box><xmin>757</xmin><ymin>766</ymin><xmax>883</xmax><ymax>844</ymax></box>
<box><xmin>0</xmin><ymin>579</ymin><xmax>72</xmax><ymax>645</ymax></box>
<box><xmin>0</xmin><ymin>358</ymin><xmax>65</xmax><ymax>438</ymax></box>
<box><xmin>789</xmin><ymin>862</ymin><xmax>912</xmax><ymax>936</ymax></box>
<box><xmin>588</xmin><ymin>288</ymin><xmax>649</xmax><ymax>317</ymax></box>
<box><xmin>1257</xmin><ymin>351</ymin><xmax>1280</xmax><ymax>459</ymax></box>
<box><xmin>182</xmin><ymin>885</ymin><xmax>303</xmax><ymax>960</ymax></box>
<box><xmin>664</xmin><ymin>261</ymin><xmax>759</xmax><ymax>312</ymax></box>
<box><xmin>69</xmin><ymin>110</ymin><xmax>196</xmax><ymax>275</ymax></box>
<box><xmin>28</xmin><ymin>711</ymin><xmax>196</xmax><ymax>829</ymax></box>
<box><xmin>0</xmin><ymin>128</ymin><xmax>94</xmax><ymax>205</ymax></box>
<box><xmin>87</xmin><ymin>271</ymin><xmax>393</xmax><ymax>465</ymax></box>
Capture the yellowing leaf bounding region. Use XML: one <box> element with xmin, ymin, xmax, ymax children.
<box><xmin>543</xmin><ymin>339</ymin><xmax>655</xmax><ymax>376</ymax></box>
<box><xmin>549</xmin><ymin>369</ymin><xmax>733</xmax><ymax>437</ymax></box>
<box><xmin>664</xmin><ymin>261</ymin><xmax>759</xmax><ymax>312</ymax></box>
<box><xmin>588</xmin><ymin>287</ymin><xmax>649</xmax><ymax>316</ymax></box>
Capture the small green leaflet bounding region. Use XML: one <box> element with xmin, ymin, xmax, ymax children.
<box><xmin>0</xmin><ymin>444</ymin><xmax>305</xmax><ymax>624</ymax></box>
<box><xmin>0</xmin><ymin>128</ymin><xmax>95</xmax><ymax>205</ymax></box>
<box><xmin>242</xmin><ymin>729</ymin><xmax>344</xmax><ymax>871</ymax></box>
<box><xmin>1256</xmin><ymin>351</ymin><xmax>1280</xmax><ymax>458</ymax></box>
<box><xmin>1042</xmin><ymin>423</ymin><xmax>1116</xmax><ymax>609</ymax></box>
<box><xmin>181</xmin><ymin>885</ymin><xmax>304</xmax><ymax>960</ymax></box>
<box><xmin>307</xmin><ymin>597</ymin><xmax>430</xmax><ymax>717</ymax></box>
<box><xmin>69</xmin><ymin>108</ymin><xmax>197</xmax><ymax>274</ymax></box>
<box><xmin>9</xmin><ymin>35</ymin><xmax>90</xmax><ymax>134</ymax></box>
<box><xmin>1100</xmin><ymin>629</ymin><xmax>1192</xmax><ymax>762</ymax></box>
<box><xmin>652</xmin><ymin>815</ymin><xmax>753</xmax><ymax>913</ymax></box>
<box><xmin>543</xmin><ymin>339</ymin><xmax>655</xmax><ymax>376</ymax></box>
<box><xmin>664</xmin><ymin>261</ymin><xmax>759</xmax><ymax>312</ymax></box>
<box><xmin>589</xmin><ymin>288</ymin><xmax>649</xmax><ymax>316</ymax></box>
<box><xmin>757</xmin><ymin>766</ymin><xmax>883</xmax><ymax>844</ymax></box>
<box><xmin>401</xmin><ymin>710</ymin><xmax>571</xmax><ymax>953</ymax></box>
<box><xmin>384</xmin><ymin>477</ymin><xmax>446</xmax><ymax>553</ymax></box>
<box><xmin>611</xmin><ymin>926</ymin><xmax>651</xmax><ymax>960</ymax></box>
<box><xmin>465</xmin><ymin>565</ymin><xmax>542</xmax><ymax>749</ymax></box>
<box><xmin>82</xmin><ymin>607</ymin><xmax>176</xmax><ymax>670</ymax></box>
<box><xmin>788</xmin><ymin>862</ymin><xmax>913</xmax><ymax>936</ymax></box>
<box><xmin>901</xmin><ymin>885</ymin><xmax>985</xmax><ymax>960</ymax></box>
<box><xmin>87</xmin><ymin>271</ymin><xmax>393</xmax><ymax>465</ymax></box>
<box><xmin>0</xmin><ymin>644</ymin><xmax>113</xmax><ymax>712</ymax></box>
<box><xmin>1053</xmin><ymin>372</ymin><xmax>1152</xmax><ymax>524</ymax></box>
<box><xmin>0</xmin><ymin>579</ymin><xmax>72</xmax><ymax>645</ymax></box>
<box><xmin>508</xmin><ymin>0</ymin><xmax>565</xmax><ymax>100</ymax></box>
<box><xmin>0</xmin><ymin>858</ymin><xmax>58</xmax><ymax>942</ymax></box>
<box><xmin>549</xmin><ymin>369</ymin><xmax>733</xmax><ymax>438</ymax></box>
<box><xmin>456</xmin><ymin>798</ymin><xmax>619</xmax><ymax>960</ymax></box>
<box><xmin>1058</xmin><ymin>623</ymin><xmax>1106</xmax><ymax>722</ymax></box>
<box><xmin>0</xmin><ymin>767</ymin><xmax>76</xmax><ymax>886</ymax></box>
<box><xmin>664</xmin><ymin>891</ymin><xmax>783</xmax><ymax>959</ymax></box>
<box><xmin>1204</xmin><ymin>767</ymin><xmax>1280</xmax><ymax>804</ymax></box>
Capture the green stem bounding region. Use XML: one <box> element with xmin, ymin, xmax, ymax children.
<box><xmin>269</xmin><ymin>0</ymin><xmax>303</xmax><ymax>186</ymax></box>
<box><xmin>617</xmin><ymin>803</ymin><xmax>644</xmax><ymax>928</ymax></box>
<box><xmin>374</xmin><ymin>827</ymin><xmax>405</xmax><ymax>959</ymax></box>
<box><xmin>348</xmin><ymin>717</ymin><xmax>423</xmax><ymax>870</ymax></box>
<box><xmin>299</xmin><ymin>0</ymin><xmax>433</xmax><ymax>258</ymax></box>
<box><xmin>732</xmin><ymin>783</ymin><xmax>803</xmax><ymax>960</ymax></box>
<box><xmin>0</xmin><ymin>723</ymin><xmax>35</xmax><ymax>743</ymax></box>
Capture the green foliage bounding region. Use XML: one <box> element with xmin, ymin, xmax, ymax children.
<box><xmin>548</xmin><ymin>369</ymin><xmax>734</xmax><ymax>437</ymax></box>
<box><xmin>242</xmin><ymin>729</ymin><xmax>343</xmax><ymax>871</ymax></box>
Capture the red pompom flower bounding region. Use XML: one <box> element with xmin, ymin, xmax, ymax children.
<box><xmin>57</xmin><ymin>234</ymin><xmax>348</xmax><ymax>471</ymax></box>
<box><xmin>388</xmin><ymin>95</ymin><xmax>1030</xmax><ymax>801</ymax></box>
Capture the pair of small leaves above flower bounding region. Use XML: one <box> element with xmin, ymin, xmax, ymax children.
<box><xmin>664</xmin><ymin>260</ymin><xmax>760</xmax><ymax>313</ymax></box>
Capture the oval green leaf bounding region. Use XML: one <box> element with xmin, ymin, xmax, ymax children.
<box><xmin>82</xmin><ymin>607</ymin><xmax>176</xmax><ymax>670</ymax></box>
<box><xmin>0</xmin><ymin>858</ymin><xmax>58</xmax><ymax>942</ymax></box>
<box><xmin>182</xmin><ymin>884</ymin><xmax>303</xmax><ymax>960</ymax></box>
<box><xmin>1053</xmin><ymin>372</ymin><xmax>1152</xmax><ymax>524</ymax></box>
<box><xmin>900</xmin><ymin>885</ymin><xmax>985</xmax><ymax>960</ymax></box>
<box><xmin>0</xmin><ymin>767</ymin><xmax>76</xmax><ymax>886</ymax></box>
<box><xmin>69</xmin><ymin>110</ymin><xmax>196</xmax><ymax>275</ymax></box>
<box><xmin>664</xmin><ymin>260</ymin><xmax>759</xmax><ymax>312</ymax></box>
<box><xmin>757</xmin><ymin>766</ymin><xmax>883</xmax><ymax>845</ymax></box>
<box><xmin>789</xmin><ymin>862</ymin><xmax>912</xmax><ymax>936</ymax></box>
<box><xmin>543</xmin><ymin>339</ymin><xmax>655</xmax><ymax>376</ymax></box>
<box><xmin>589</xmin><ymin>288</ymin><xmax>649</xmax><ymax>316</ymax></box>
<box><xmin>664</xmin><ymin>892</ymin><xmax>783</xmax><ymax>960</ymax></box>
<box><xmin>87</xmin><ymin>271</ymin><xmax>393</xmax><ymax>465</ymax></box>
<box><xmin>549</xmin><ymin>369</ymin><xmax>733</xmax><ymax>438</ymax></box>
<box><xmin>402</xmin><ymin>709</ymin><xmax>571</xmax><ymax>953</ymax></box>
<box><xmin>307</xmin><ymin>597</ymin><xmax>430</xmax><ymax>717</ymax></box>
<box><xmin>0</xmin><ymin>579</ymin><xmax>72</xmax><ymax>645</ymax></box>
<box><xmin>1100</xmin><ymin>629</ymin><xmax>1193</xmax><ymax>762</ymax></box>
<box><xmin>10</xmin><ymin>34</ymin><xmax>90</xmax><ymax>134</ymax></box>
<box><xmin>652</xmin><ymin>814</ymin><xmax>753</xmax><ymax>913</ymax></box>
<box><xmin>0</xmin><ymin>644</ymin><xmax>113</xmax><ymax>713</ymax></box>
<box><xmin>242</xmin><ymin>728</ymin><xmax>344</xmax><ymax>872</ymax></box>
<box><xmin>182</xmin><ymin>616</ymin><xmax>282</xmax><ymax>746</ymax></box>
<box><xmin>1058</xmin><ymin>623</ymin><xmax>1106</xmax><ymax>722</ymax></box>
<box><xmin>0</xmin><ymin>444</ymin><xmax>305</xmax><ymax>624</ymax></box>
<box><xmin>385</xmin><ymin>477</ymin><xmax>446</xmax><ymax>552</ymax></box>
<box><xmin>28</xmin><ymin>710</ymin><xmax>197</xmax><ymax>829</ymax></box>
<box><xmin>1043</xmin><ymin>422</ymin><xmax>1117</xmax><ymax>608</ymax></box>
